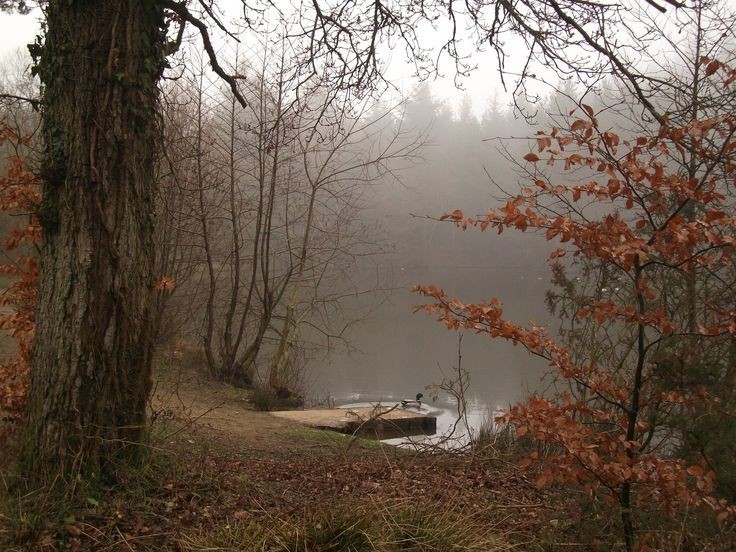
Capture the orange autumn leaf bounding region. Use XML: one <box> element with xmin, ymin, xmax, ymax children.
<box><xmin>155</xmin><ymin>276</ymin><xmax>175</xmax><ymax>291</ymax></box>
<box><xmin>0</xmin><ymin>123</ymin><xmax>39</xmax><ymax>424</ymax></box>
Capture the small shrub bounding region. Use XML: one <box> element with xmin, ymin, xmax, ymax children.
<box><xmin>180</xmin><ymin>512</ymin><xmax>374</xmax><ymax>551</ymax></box>
<box><xmin>252</xmin><ymin>385</ymin><xmax>305</xmax><ymax>411</ymax></box>
<box><xmin>472</xmin><ymin>418</ymin><xmax>518</xmax><ymax>455</ymax></box>
<box><xmin>378</xmin><ymin>500</ymin><xmax>509</xmax><ymax>551</ymax></box>
<box><xmin>273</xmin><ymin>513</ymin><xmax>374</xmax><ymax>551</ymax></box>
<box><xmin>252</xmin><ymin>386</ymin><xmax>278</xmax><ymax>411</ymax></box>
<box><xmin>179</xmin><ymin>517</ymin><xmax>268</xmax><ymax>551</ymax></box>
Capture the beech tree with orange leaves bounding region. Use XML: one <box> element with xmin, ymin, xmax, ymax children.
<box><xmin>416</xmin><ymin>60</ymin><xmax>736</xmax><ymax>550</ymax></box>
<box><xmin>0</xmin><ymin>121</ymin><xmax>39</xmax><ymax>431</ymax></box>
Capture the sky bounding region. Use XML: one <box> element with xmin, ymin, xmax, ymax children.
<box><xmin>3</xmin><ymin>0</ymin><xmax>736</xmax><ymax>118</ymax></box>
<box><xmin>0</xmin><ymin>3</ymin><xmax>519</xmax><ymax>119</ymax></box>
<box><xmin>0</xmin><ymin>9</ymin><xmax>38</xmax><ymax>53</ymax></box>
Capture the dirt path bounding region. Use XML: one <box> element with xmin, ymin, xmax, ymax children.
<box><xmin>149</xmin><ymin>361</ymin><xmax>548</xmax><ymax>513</ymax></box>
<box><xmin>0</xmin><ymin>357</ymin><xmax>558</xmax><ymax>551</ymax></box>
<box><xmin>150</xmin><ymin>364</ymin><xmax>314</xmax><ymax>452</ymax></box>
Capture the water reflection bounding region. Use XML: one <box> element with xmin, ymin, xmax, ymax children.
<box><xmin>338</xmin><ymin>394</ymin><xmax>502</xmax><ymax>449</ymax></box>
<box><xmin>305</xmin><ymin>158</ymin><xmax>558</xmax><ymax>431</ymax></box>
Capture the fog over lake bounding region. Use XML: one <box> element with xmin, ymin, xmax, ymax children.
<box><xmin>307</xmin><ymin>90</ymin><xmax>560</xmax><ymax>424</ymax></box>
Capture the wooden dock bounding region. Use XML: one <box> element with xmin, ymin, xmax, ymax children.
<box><xmin>270</xmin><ymin>406</ymin><xmax>437</xmax><ymax>439</ymax></box>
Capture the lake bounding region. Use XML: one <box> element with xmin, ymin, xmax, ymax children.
<box><xmin>308</xmin><ymin>209</ymin><xmax>557</xmax><ymax>444</ymax></box>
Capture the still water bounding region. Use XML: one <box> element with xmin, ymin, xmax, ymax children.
<box><xmin>336</xmin><ymin>398</ymin><xmax>496</xmax><ymax>448</ymax></box>
<box><xmin>308</xmin><ymin>213</ymin><xmax>557</xmax><ymax>444</ymax></box>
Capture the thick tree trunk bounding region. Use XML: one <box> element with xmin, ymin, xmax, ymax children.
<box><xmin>22</xmin><ymin>1</ymin><xmax>165</xmax><ymax>479</ymax></box>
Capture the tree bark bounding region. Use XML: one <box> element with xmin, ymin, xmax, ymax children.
<box><xmin>22</xmin><ymin>1</ymin><xmax>166</xmax><ymax>479</ymax></box>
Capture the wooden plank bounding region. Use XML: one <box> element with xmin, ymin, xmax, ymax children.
<box><xmin>270</xmin><ymin>406</ymin><xmax>436</xmax><ymax>438</ymax></box>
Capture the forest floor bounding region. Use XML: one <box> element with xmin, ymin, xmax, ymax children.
<box><xmin>1</xmin><ymin>351</ymin><xmax>729</xmax><ymax>550</ymax></box>
<box><xmin>145</xmin><ymin>356</ymin><xmax>560</xmax><ymax>549</ymax></box>
<box><xmin>0</xmin><ymin>351</ymin><xmax>569</xmax><ymax>551</ymax></box>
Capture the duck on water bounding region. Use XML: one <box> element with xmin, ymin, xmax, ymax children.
<box><xmin>400</xmin><ymin>393</ymin><xmax>423</xmax><ymax>408</ymax></box>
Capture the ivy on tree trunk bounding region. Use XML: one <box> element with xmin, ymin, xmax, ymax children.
<box><xmin>22</xmin><ymin>0</ymin><xmax>167</xmax><ymax>479</ymax></box>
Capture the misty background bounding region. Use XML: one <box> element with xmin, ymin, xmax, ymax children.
<box><xmin>3</xmin><ymin>0</ymin><xmax>717</xmax><ymax>432</ymax></box>
<box><xmin>307</xmin><ymin>87</ymin><xmax>556</xmax><ymax>413</ymax></box>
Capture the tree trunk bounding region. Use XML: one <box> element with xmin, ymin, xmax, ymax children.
<box><xmin>22</xmin><ymin>1</ymin><xmax>165</xmax><ymax>479</ymax></box>
<box><xmin>268</xmin><ymin>183</ymin><xmax>317</xmax><ymax>392</ymax></box>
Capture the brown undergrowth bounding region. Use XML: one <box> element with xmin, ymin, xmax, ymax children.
<box><xmin>0</xmin><ymin>355</ymin><xmax>542</xmax><ymax>551</ymax></box>
<box><xmin>0</xmin><ymin>354</ymin><xmax>733</xmax><ymax>550</ymax></box>
<box><xmin>0</xmin><ymin>428</ymin><xmax>548</xmax><ymax>550</ymax></box>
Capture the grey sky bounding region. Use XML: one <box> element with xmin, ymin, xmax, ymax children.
<box><xmin>4</xmin><ymin>1</ymin><xmax>734</xmax><ymax>117</ymax></box>
<box><xmin>0</xmin><ymin>3</ymin><xmax>516</xmax><ymax>118</ymax></box>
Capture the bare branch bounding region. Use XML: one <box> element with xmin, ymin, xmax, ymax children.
<box><xmin>161</xmin><ymin>0</ymin><xmax>247</xmax><ymax>107</ymax></box>
<box><xmin>0</xmin><ymin>93</ymin><xmax>40</xmax><ymax>110</ymax></box>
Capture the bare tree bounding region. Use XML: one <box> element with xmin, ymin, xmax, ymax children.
<box><xmin>266</xmin><ymin>93</ymin><xmax>422</xmax><ymax>393</ymax></box>
<box><xmin>156</xmin><ymin>37</ymin><xmax>421</xmax><ymax>392</ymax></box>
<box><xmin>2</xmin><ymin>0</ymin><xmax>689</xmax><ymax>478</ymax></box>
